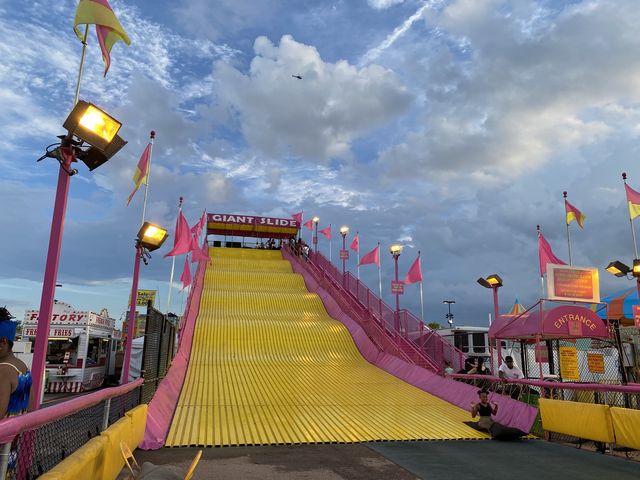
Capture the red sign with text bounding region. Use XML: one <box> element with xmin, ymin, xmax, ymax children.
<box><xmin>339</xmin><ymin>249</ymin><xmax>349</xmax><ymax>260</ymax></box>
<box><xmin>391</xmin><ymin>281</ymin><xmax>405</xmax><ymax>295</ymax></box>
<box><xmin>634</xmin><ymin>305</ymin><xmax>640</xmax><ymax>328</ymax></box>
<box><xmin>547</xmin><ymin>265</ymin><xmax>599</xmax><ymax>303</ymax></box>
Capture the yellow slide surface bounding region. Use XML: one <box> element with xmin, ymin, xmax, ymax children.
<box><xmin>166</xmin><ymin>248</ymin><xmax>484</xmax><ymax>446</ymax></box>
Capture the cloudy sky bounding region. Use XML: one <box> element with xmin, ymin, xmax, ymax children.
<box><xmin>2</xmin><ymin>0</ymin><xmax>640</xmax><ymax>328</ymax></box>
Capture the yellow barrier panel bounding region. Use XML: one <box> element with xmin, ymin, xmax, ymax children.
<box><xmin>101</xmin><ymin>415</ymin><xmax>134</xmax><ymax>480</ymax></box>
<box><xmin>39</xmin><ymin>435</ymin><xmax>108</xmax><ymax>480</ymax></box>
<box><xmin>125</xmin><ymin>404</ymin><xmax>148</xmax><ymax>450</ymax></box>
<box><xmin>539</xmin><ymin>398</ymin><xmax>614</xmax><ymax>443</ymax></box>
<box><xmin>167</xmin><ymin>248</ymin><xmax>486</xmax><ymax>446</ymax></box>
<box><xmin>610</xmin><ymin>407</ymin><xmax>640</xmax><ymax>450</ymax></box>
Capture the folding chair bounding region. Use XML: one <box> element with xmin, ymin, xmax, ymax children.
<box><xmin>120</xmin><ymin>440</ymin><xmax>141</xmax><ymax>478</ymax></box>
<box><xmin>183</xmin><ymin>450</ymin><xmax>202</xmax><ymax>480</ymax></box>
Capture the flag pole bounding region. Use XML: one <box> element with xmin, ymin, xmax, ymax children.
<box><xmin>377</xmin><ymin>242</ymin><xmax>382</xmax><ymax>299</ymax></box>
<box><xmin>418</xmin><ymin>251</ymin><xmax>425</xmax><ymax>321</ymax></box>
<box><xmin>73</xmin><ymin>25</ymin><xmax>90</xmax><ymax>106</ymax></box>
<box><xmin>563</xmin><ymin>192</ymin><xmax>573</xmax><ymax>265</ymax></box>
<box><xmin>140</xmin><ymin>131</ymin><xmax>155</xmax><ymax>226</ymax></box>
<box><xmin>356</xmin><ymin>231</ymin><xmax>360</xmax><ymax>279</ymax></box>
<box><xmin>537</xmin><ymin>225</ymin><xmax>545</xmax><ymax>299</ymax></box>
<box><xmin>167</xmin><ymin>196</ymin><xmax>183</xmax><ymax>313</ymax></box>
<box><xmin>623</xmin><ymin>173</ymin><xmax>639</xmax><ymax>259</ymax></box>
<box><xmin>329</xmin><ymin>224</ymin><xmax>332</xmax><ymax>262</ymax></box>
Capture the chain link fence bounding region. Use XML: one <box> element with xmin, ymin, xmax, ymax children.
<box><xmin>139</xmin><ymin>305</ymin><xmax>176</xmax><ymax>404</ymax></box>
<box><xmin>2</xmin><ymin>384</ymin><xmax>141</xmax><ymax>480</ymax></box>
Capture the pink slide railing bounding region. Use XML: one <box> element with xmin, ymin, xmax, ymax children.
<box><xmin>287</xmin><ymin>245</ymin><xmax>465</xmax><ymax>372</ymax></box>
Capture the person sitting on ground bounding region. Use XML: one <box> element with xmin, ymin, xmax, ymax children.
<box><xmin>471</xmin><ymin>389</ymin><xmax>498</xmax><ymax>432</ymax></box>
<box><xmin>0</xmin><ymin>307</ymin><xmax>32</xmax><ymax>418</ymax></box>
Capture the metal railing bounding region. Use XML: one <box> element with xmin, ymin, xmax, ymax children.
<box><xmin>285</xmin><ymin>244</ymin><xmax>464</xmax><ymax>372</ymax></box>
<box><xmin>0</xmin><ymin>378</ymin><xmax>143</xmax><ymax>479</ymax></box>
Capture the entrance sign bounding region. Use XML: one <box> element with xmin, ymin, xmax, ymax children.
<box><xmin>547</xmin><ymin>265</ymin><xmax>600</xmax><ymax>303</ymax></box>
<box><xmin>391</xmin><ymin>281</ymin><xmax>405</xmax><ymax>295</ymax></box>
<box><xmin>559</xmin><ymin>346</ymin><xmax>580</xmax><ymax>380</ymax></box>
<box><xmin>339</xmin><ymin>249</ymin><xmax>349</xmax><ymax>260</ymax></box>
<box><xmin>587</xmin><ymin>353</ymin><xmax>605</xmax><ymax>374</ymax></box>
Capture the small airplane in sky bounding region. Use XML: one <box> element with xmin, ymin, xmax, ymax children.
<box><xmin>291</xmin><ymin>74</ymin><xmax>303</xmax><ymax>79</ymax></box>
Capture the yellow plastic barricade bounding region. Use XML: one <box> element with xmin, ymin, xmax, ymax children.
<box><xmin>539</xmin><ymin>398</ymin><xmax>614</xmax><ymax>443</ymax></box>
<box><xmin>610</xmin><ymin>406</ymin><xmax>640</xmax><ymax>450</ymax></box>
<box><xmin>100</xmin><ymin>415</ymin><xmax>134</xmax><ymax>480</ymax></box>
<box><xmin>125</xmin><ymin>404</ymin><xmax>148</xmax><ymax>449</ymax></box>
<box><xmin>39</xmin><ymin>435</ymin><xmax>108</xmax><ymax>480</ymax></box>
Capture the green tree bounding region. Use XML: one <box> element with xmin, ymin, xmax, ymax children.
<box><xmin>427</xmin><ymin>322</ymin><xmax>441</xmax><ymax>330</ymax></box>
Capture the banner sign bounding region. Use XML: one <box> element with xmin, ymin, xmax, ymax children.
<box><xmin>547</xmin><ymin>265</ymin><xmax>600</xmax><ymax>303</ymax></box>
<box><xmin>559</xmin><ymin>346</ymin><xmax>580</xmax><ymax>380</ymax></box>
<box><xmin>339</xmin><ymin>249</ymin><xmax>349</xmax><ymax>260</ymax></box>
<box><xmin>23</xmin><ymin>327</ymin><xmax>75</xmax><ymax>338</ymax></box>
<box><xmin>129</xmin><ymin>289</ymin><xmax>156</xmax><ymax>307</ymax></box>
<box><xmin>25</xmin><ymin>310</ymin><xmax>114</xmax><ymax>329</ymax></box>
<box><xmin>535</xmin><ymin>342</ymin><xmax>549</xmax><ymax>363</ymax></box>
<box><xmin>634</xmin><ymin>305</ymin><xmax>640</xmax><ymax>328</ymax></box>
<box><xmin>391</xmin><ymin>281</ymin><xmax>405</xmax><ymax>295</ymax></box>
<box><xmin>208</xmin><ymin>213</ymin><xmax>298</xmax><ymax>228</ymax></box>
<box><xmin>587</xmin><ymin>353</ymin><xmax>605</xmax><ymax>374</ymax></box>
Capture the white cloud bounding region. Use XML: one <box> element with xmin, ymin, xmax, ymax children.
<box><xmin>367</xmin><ymin>0</ymin><xmax>406</xmax><ymax>10</ymax></box>
<box><xmin>213</xmin><ymin>35</ymin><xmax>412</xmax><ymax>162</ymax></box>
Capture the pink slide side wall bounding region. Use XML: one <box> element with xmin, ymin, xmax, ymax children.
<box><xmin>140</xmin><ymin>259</ymin><xmax>207</xmax><ymax>450</ymax></box>
<box><xmin>286</xmin><ymin>251</ymin><xmax>538</xmax><ymax>433</ymax></box>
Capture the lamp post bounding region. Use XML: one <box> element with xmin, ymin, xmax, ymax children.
<box><xmin>121</xmin><ymin>222</ymin><xmax>168</xmax><ymax>384</ymax></box>
<box><xmin>477</xmin><ymin>274</ymin><xmax>504</xmax><ymax>365</ymax></box>
<box><xmin>312</xmin><ymin>216</ymin><xmax>320</xmax><ymax>261</ymax></box>
<box><xmin>31</xmin><ymin>101</ymin><xmax>126</xmax><ymax>409</ymax></box>
<box><xmin>443</xmin><ymin>300</ymin><xmax>455</xmax><ymax>327</ymax></box>
<box><xmin>390</xmin><ymin>244</ymin><xmax>403</xmax><ymax>333</ymax></box>
<box><xmin>340</xmin><ymin>226</ymin><xmax>349</xmax><ymax>285</ymax></box>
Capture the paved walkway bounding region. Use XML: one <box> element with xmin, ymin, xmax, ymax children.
<box><xmin>134</xmin><ymin>440</ymin><xmax>640</xmax><ymax>479</ymax></box>
<box><xmin>368</xmin><ymin>440</ymin><xmax>640</xmax><ymax>480</ymax></box>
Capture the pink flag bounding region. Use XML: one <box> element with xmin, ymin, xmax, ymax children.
<box><xmin>538</xmin><ymin>232</ymin><xmax>566</xmax><ymax>275</ymax></box>
<box><xmin>190</xmin><ymin>210</ymin><xmax>206</xmax><ymax>237</ymax></box>
<box><xmin>350</xmin><ymin>232</ymin><xmax>359</xmax><ymax>252</ymax></box>
<box><xmin>358</xmin><ymin>245</ymin><xmax>380</xmax><ymax>267</ymax></box>
<box><xmin>304</xmin><ymin>219</ymin><xmax>314</xmax><ymax>231</ymax></box>
<box><xmin>404</xmin><ymin>254</ymin><xmax>423</xmax><ymax>284</ymax></box>
<box><xmin>320</xmin><ymin>225</ymin><xmax>332</xmax><ymax>239</ymax></box>
<box><xmin>292</xmin><ymin>211</ymin><xmax>303</xmax><ymax>226</ymax></box>
<box><xmin>180</xmin><ymin>256</ymin><xmax>192</xmax><ymax>291</ymax></box>
<box><xmin>190</xmin><ymin>233</ymin><xmax>210</xmax><ymax>263</ymax></box>
<box><xmin>164</xmin><ymin>211</ymin><xmax>192</xmax><ymax>257</ymax></box>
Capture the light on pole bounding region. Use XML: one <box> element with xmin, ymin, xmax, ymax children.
<box><xmin>31</xmin><ymin>101</ymin><xmax>126</xmax><ymax>409</ymax></box>
<box><xmin>390</xmin><ymin>244</ymin><xmax>403</xmax><ymax>333</ymax></box>
<box><xmin>477</xmin><ymin>274</ymin><xmax>504</xmax><ymax>364</ymax></box>
<box><xmin>443</xmin><ymin>300</ymin><xmax>455</xmax><ymax>327</ymax></box>
<box><xmin>312</xmin><ymin>216</ymin><xmax>320</xmax><ymax>261</ymax></box>
<box><xmin>340</xmin><ymin>226</ymin><xmax>349</xmax><ymax>285</ymax></box>
<box><xmin>121</xmin><ymin>222</ymin><xmax>168</xmax><ymax>384</ymax></box>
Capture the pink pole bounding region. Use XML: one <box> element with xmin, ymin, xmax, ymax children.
<box><xmin>30</xmin><ymin>150</ymin><xmax>74</xmax><ymax>410</ymax></box>
<box><xmin>492</xmin><ymin>287</ymin><xmax>503</xmax><ymax>365</ymax></box>
<box><xmin>121</xmin><ymin>244</ymin><xmax>142</xmax><ymax>384</ymax></box>
<box><xmin>393</xmin><ymin>254</ymin><xmax>400</xmax><ymax>332</ymax></box>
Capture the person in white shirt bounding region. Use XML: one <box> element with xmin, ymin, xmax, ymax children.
<box><xmin>498</xmin><ymin>356</ymin><xmax>524</xmax><ymax>380</ymax></box>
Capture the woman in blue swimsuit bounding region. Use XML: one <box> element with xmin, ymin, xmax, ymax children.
<box><xmin>0</xmin><ymin>307</ymin><xmax>31</xmax><ymax>418</ymax></box>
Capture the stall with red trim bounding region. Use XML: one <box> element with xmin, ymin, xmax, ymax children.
<box><xmin>23</xmin><ymin>302</ymin><xmax>121</xmax><ymax>393</ymax></box>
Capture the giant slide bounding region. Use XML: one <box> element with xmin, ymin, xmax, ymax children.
<box><xmin>164</xmin><ymin>248</ymin><xmax>484</xmax><ymax>446</ymax></box>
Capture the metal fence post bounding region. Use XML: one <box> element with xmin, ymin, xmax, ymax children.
<box><xmin>0</xmin><ymin>442</ymin><xmax>11</xmax><ymax>479</ymax></box>
<box><xmin>102</xmin><ymin>398</ymin><xmax>112</xmax><ymax>431</ymax></box>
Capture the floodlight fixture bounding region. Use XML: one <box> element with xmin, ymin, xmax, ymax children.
<box><xmin>312</xmin><ymin>216</ymin><xmax>320</xmax><ymax>224</ymax></box>
<box><xmin>339</xmin><ymin>226</ymin><xmax>349</xmax><ymax>237</ymax></box>
<box><xmin>606</xmin><ymin>260</ymin><xmax>630</xmax><ymax>278</ymax></box>
<box><xmin>63</xmin><ymin>100</ymin><xmax>122</xmax><ymax>151</ymax></box>
<box><xmin>389</xmin><ymin>244</ymin><xmax>403</xmax><ymax>257</ymax></box>
<box><xmin>634</xmin><ymin>260</ymin><xmax>640</xmax><ymax>278</ymax></box>
<box><xmin>137</xmin><ymin>222</ymin><xmax>169</xmax><ymax>252</ymax></box>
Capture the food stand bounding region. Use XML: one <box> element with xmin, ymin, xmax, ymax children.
<box><xmin>23</xmin><ymin>302</ymin><xmax>121</xmax><ymax>393</ymax></box>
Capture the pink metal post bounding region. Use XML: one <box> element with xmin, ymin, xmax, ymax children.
<box><xmin>30</xmin><ymin>149</ymin><xmax>74</xmax><ymax>410</ymax></box>
<box><xmin>121</xmin><ymin>244</ymin><xmax>142</xmax><ymax>384</ymax></box>
<box><xmin>393</xmin><ymin>254</ymin><xmax>400</xmax><ymax>332</ymax></box>
<box><xmin>313</xmin><ymin>222</ymin><xmax>319</xmax><ymax>262</ymax></box>
<box><xmin>341</xmin><ymin>233</ymin><xmax>347</xmax><ymax>286</ymax></box>
<box><xmin>492</xmin><ymin>286</ymin><xmax>502</xmax><ymax>364</ymax></box>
